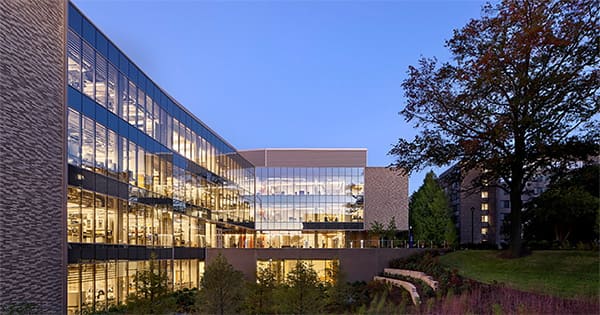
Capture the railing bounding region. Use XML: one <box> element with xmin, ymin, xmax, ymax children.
<box><xmin>235</xmin><ymin>239</ymin><xmax>450</xmax><ymax>249</ymax></box>
<box><xmin>346</xmin><ymin>239</ymin><xmax>450</xmax><ymax>249</ymax></box>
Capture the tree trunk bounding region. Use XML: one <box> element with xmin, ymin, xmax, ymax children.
<box><xmin>509</xmin><ymin>164</ymin><xmax>524</xmax><ymax>257</ymax></box>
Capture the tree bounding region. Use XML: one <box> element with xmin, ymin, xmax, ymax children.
<box><xmin>390</xmin><ymin>0</ymin><xmax>599</xmax><ymax>256</ymax></box>
<box><xmin>246</xmin><ymin>266</ymin><xmax>278</xmax><ymax>315</ymax></box>
<box><xmin>523</xmin><ymin>165</ymin><xmax>599</xmax><ymax>245</ymax></box>
<box><xmin>278</xmin><ymin>261</ymin><xmax>326</xmax><ymax>314</ymax></box>
<box><xmin>324</xmin><ymin>260</ymin><xmax>353</xmax><ymax>313</ymax></box>
<box><xmin>385</xmin><ymin>216</ymin><xmax>398</xmax><ymax>245</ymax></box>
<box><xmin>409</xmin><ymin>172</ymin><xmax>457</xmax><ymax>246</ymax></box>
<box><xmin>127</xmin><ymin>252</ymin><xmax>173</xmax><ymax>314</ymax></box>
<box><xmin>198</xmin><ymin>253</ymin><xmax>245</xmax><ymax>315</ymax></box>
<box><xmin>368</xmin><ymin>221</ymin><xmax>385</xmax><ymax>247</ymax></box>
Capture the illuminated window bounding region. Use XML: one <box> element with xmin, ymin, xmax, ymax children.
<box><xmin>481</xmin><ymin>191</ymin><xmax>488</xmax><ymax>198</ymax></box>
<box><xmin>67</xmin><ymin>109</ymin><xmax>81</xmax><ymax>166</ymax></box>
<box><xmin>257</xmin><ymin>259</ymin><xmax>339</xmax><ymax>284</ymax></box>
<box><xmin>482</xmin><ymin>215</ymin><xmax>489</xmax><ymax>223</ymax></box>
<box><xmin>481</xmin><ymin>203</ymin><xmax>488</xmax><ymax>211</ymax></box>
<box><xmin>67</xmin><ymin>31</ymin><xmax>81</xmax><ymax>90</ymax></box>
<box><xmin>481</xmin><ymin>228</ymin><xmax>488</xmax><ymax>235</ymax></box>
<box><xmin>82</xmin><ymin>42</ymin><xmax>95</xmax><ymax>99</ymax></box>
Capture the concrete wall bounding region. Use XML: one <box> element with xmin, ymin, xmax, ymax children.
<box><xmin>207</xmin><ymin>248</ymin><xmax>422</xmax><ymax>282</ymax></box>
<box><xmin>0</xmin><ymin>0</ymin><xmax>67</xmax><ymax>313</ymax></box>
<box><xmin>364</xmin><ymin>167</ymin><xmax>409</xmax><ymax>230</ymax></box>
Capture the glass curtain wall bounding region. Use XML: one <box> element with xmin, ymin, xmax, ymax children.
<box><xmin>255</xmin><ymin>167</ymin><xmax>364</xmax><ymax>248</ymax></box>
<box><xmin>256</xmin><ymin>259</ymin><xmax>338</xmax><ymax>284</ymax></box>
<box><xmin>67</xmin><ymin>259</ymin><xmax>204</xmax><ymax>315</ymax></box>
<box><xmin>66</xmin><ymin>4</ymin><xmax>254</xmax><ymax>313</ymax></box>
<box><xmin>66</xmin><ymin>23</ymin><xmax>255</xmax><ymax>229</ymax></box>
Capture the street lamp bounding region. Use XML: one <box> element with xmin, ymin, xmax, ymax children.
<box><xmin>471</xmin><ymin>206</ymin><xmax>475</xmax><ymax>244</ymax></box>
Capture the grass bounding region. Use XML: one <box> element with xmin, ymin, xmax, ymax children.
<box><xmin>439</xmin><ymin>250</ymin><xmax>599</xmax><ymax>299</ymax></box>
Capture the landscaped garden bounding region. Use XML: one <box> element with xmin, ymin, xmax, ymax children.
<box><xmin>83</xmin><ymin>249</ymin><xmax>598</xmax><ymax>315</ymax></box>
<box><xmin>439</xmin><ymin>250</ymin><xmax>599</xmax><ymax>299</ymax></box>
<box><xmin>386</xmin><ymin>250</ymin><xmax>599</xmax><ymax>314</ymax></box>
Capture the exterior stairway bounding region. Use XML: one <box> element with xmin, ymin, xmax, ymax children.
<box><xmin>373</xmin><ymin>268</ymin><xmax>438</xmax><ymax>306</ymax></box>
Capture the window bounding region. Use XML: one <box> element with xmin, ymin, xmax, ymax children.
<box><xmin>106</xmin><ymin>196</ymin><xmax>117</xmax><ymax>244</ymax></box>
<box><xmin>67</xmin><ymin>31</ymin><xmax>82</xmax><ymax>90</ymax></box>
<box><xmin>481</xmin><ymin>191</ymin><xmax>488</xmax><ymax>198</ymax></box>
<box><xmin>81</xmin><ymin>42</ymin><xmax>95</xmax><ymax>99</ymax></box>
<box><xmin>135</xmin><ymin>205</ymin><xmax>145</xmax><ymax>246</ymax></box>
<box><xmin>119</xmin><ymin>74</ymin><xmax>129</xmax><ymax>122</ymax></box>
<box><xmin>68</xmin><ymin>109</ymin><xmax>81</xmax><ymax>166</ymax></box>
<box><xmin>95</xmin><ymin>53</ymin><xmax>107</xmax><ymax>107</ymax></box>
<box><xmin>137</xmin><ymin>147</ymin><xmax>146</xmax><ymax>189</ymax></box>
<box><xmin>81</xmin><ymin>116</ymin><xmax>95</xmax><ymax>170</ymax></box>
<box><xmin>502</xmin><ymin>200</ymin><xmax>510</xmax><ymax>208</ymax></box>
<box><xmin>107</xmin><ymin>130</ymin><xmax>118</xmax><ymax>177</ymax></box>
<box><xmin>481</xmin><ymin>228</ymin><xmax>488</xmax><ymax>235</ymax></box>
<box><xmin>481</xmin><ymin>203</ymin><xmax>488</xmax><ymax>211</ymax></box>
<box><xmin>127</xmin><ymin>204</ymin><xmax>137</xmax><ymax>245</ymax></box>
<box><xmin>67</xmin><ymin>187</ymin><xmax>82</xmax><ymax>243</ymax></box>
<box><xmin>81</xmin><ymin>189</ymin><xmax>95</xmax><ymax>243</ymax></box>
<box><xmin>145</xmin><ymin>95</ymin><xmax>154</xmax><ymax>139</ymax></box>
<box><xmin>107</xmin><ymin>64</ymin><xmax>118</xmax><ymax>114</ymax></box>
<box><xmin>127</xmin><ymin>81</ymin><xmax>137</xmax><ymax>126</ymax></box>
<box><xmin>136</xmin><ymin>89</ymin><xmax>145</xmax><ymax>132</ymax></box>
<box><xmin>95</xmin><ymin>123</ymin><xmax>107</xmax><ymax>173</ymax></box>
<box><xmin>119</xmin><ymin>137</ymin><xmax>128</xmax><ymax>182</ymax></box>
<box><xmin>482</xmin><ymin>215</ymin><xmax>489</xmax><ymax>223</ymax></box>
<box><xmin>153</xmin><ymin>101</ymin><xmax>160</xmax><ymax>141</ymax></box>
<box><xmin>118</xmin><ymin>199</ymin><xmax>127</xmax><ymax>244</ymax></box>
<box><xmin>128</xmin><ymin>142</ymin><xmax>137</xmax><ymax>186</ymax></box>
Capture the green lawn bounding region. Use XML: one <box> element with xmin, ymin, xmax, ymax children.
<box><xmin>439</xmin><ymin>250</ymin><xmax>599</xmax><ymax>299</ymax></box>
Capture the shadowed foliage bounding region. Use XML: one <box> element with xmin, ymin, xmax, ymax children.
<box><xmin>390</xmin><ymin>0</ymin><xmax>599</xmax><ymax>256</ymax></box>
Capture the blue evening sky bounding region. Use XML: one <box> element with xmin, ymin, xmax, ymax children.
<box><xmin>73</xmin><ymin>0</ymin><xmax>490</xmax><ymax>194</ymax></box>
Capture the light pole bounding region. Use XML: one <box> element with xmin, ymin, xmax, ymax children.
<box><xmin>471</xmin><ymin>206</ymin><xmax>475</xmax><ymax>244</ymax></box>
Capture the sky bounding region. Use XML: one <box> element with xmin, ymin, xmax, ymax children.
<box><xmin>73</xmin><ymin>0</ymin><xmax>489</xmax><ymax>194</ymax></box>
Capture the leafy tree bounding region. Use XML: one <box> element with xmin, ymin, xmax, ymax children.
<box><xmin>245</xmin><ymin>266</ymin><xmax>278</xmax><ymax>315</ymax></box>
<box><xmin>278</xmin><ymin>261</ymin><xmax>326</xmax><ymax>314</ymax></box>
<box><xmin>390</xmin><ymin>0</ymin><xmax>598</xmax><ymax>256</ymax></box>
<box><xmin>524</xmin><ymin>165</ymin><xmax>599</xmax><ymax>244</ymax></box>
<box><xmin>368</xmin><ymin>221</ymin><xmax>385</xmax><ymax>247</ymax></box>
<box><xmin>385</xmin><ymin>216</ymin><xmax>398</xmax><ymax>244</ymax></box>
<box><xmin>324</xmin><ymin>260</ymin><xmax>353</xmax><ymax>313</ymax></box>
<box><xmin>172</xmin><ymin>288</ymin><xmax>199</xmax><ymax>314</ymax></box>
<box><xmin>198</xmin><ymin>253</ymin><xmax>245</xmax><ymax>315</ymax></box>
<box><xmin>126</xmin><ymin>253</ymin><xmax>173</xmax><ymax>314</ymax></box>
<box><xmin>133</xmin><ymin>256</ymin><xmax>169</xmax><ymax>302</ymax></box>
<box><xmin>410</xmin><ymin>172</ymin><xmax>456</xmax><ymax>246</ymax></box>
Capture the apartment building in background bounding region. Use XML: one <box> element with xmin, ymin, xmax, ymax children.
<box><xmin>439</xmin><ymin>165</ymin><xmax>554</xmax><ymax>246</ymax></box>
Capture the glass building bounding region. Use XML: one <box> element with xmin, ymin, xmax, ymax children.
<box><xmin>65</xmin><ymin>3</ymin><xmax>255</xmax><ymax>313</ymax></box>
<box><xmin>241</xmin><ymin>149</ymin><xmax>367</xmax><ymax>249</ymax></box>
<box><xmin>0</xmin><ymin>2</ymin><xmax>408</xmax><ymax>313</ymax></box>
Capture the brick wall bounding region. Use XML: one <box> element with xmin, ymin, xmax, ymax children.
<box><xmin>364</xmin><ymin>167</ymin><xmax>409</xmax><ymax>230</ymax></box>
<box><xmin>0</xmin><ymin>0</ymin><xmax>67</xmax><ymax>313</ymax></box>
